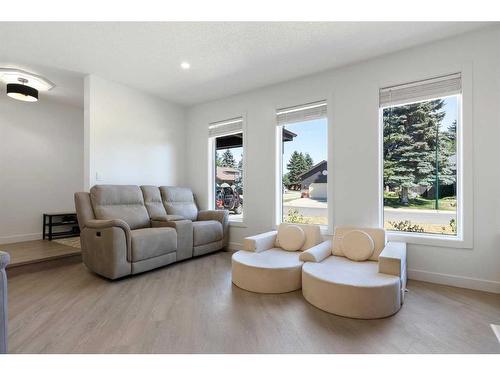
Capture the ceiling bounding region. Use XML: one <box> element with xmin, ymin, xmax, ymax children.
<box><xmin>0</xmin><ymin>22</ymin><xmax>491</xmax><ymax>107</ymax></box>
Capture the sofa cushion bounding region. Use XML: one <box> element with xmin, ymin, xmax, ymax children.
<box><xmin>141</xmin><ymin>185</ymin><xmax>168</xmax><ymax>221</ymax></box>
<box><xmin>333</xmin><ymin>227</ymin><xmax>386</xmax><ymax>261</ymax></box>
<box><xmin>275</xmin><ymin>223</ymin><xmax>322</xmax><ymax>251</ymax></box>
<box><xmin>277</xmin><ymin>224</ymin><xmax>305</xmax><ymax>251</ymax></box>
<box><xmin>130</xmin><ymin>227</ymin><xmax>177</xmax><ymax>262</ymax></box>
<box><xmin>192</xmin><ymin>220</ymin><xmax>223</xmax><ymax>246</ymax></box>
<box><xmin>231</xmin><ymin>248</ymin><xmax>303</xmax><ymax>293</ymax></box>
<box><xmin>160</xmin><ymin>186</ymin><xmax>198</xmax><ymax>221</ymax></box>
<box><xmin>302</xmin><ymin>255</ymin><xmax>401</xmax><ymax>319</ymax></box>
<box><xmin>90</xmin><ymin>185</ymin><xmax>150</xmax><ymax>230</ymax></box>
<box><xmin>341</xmin><ymin>230</ymin><xmax>374</xmax><ymax>261</ymax></box>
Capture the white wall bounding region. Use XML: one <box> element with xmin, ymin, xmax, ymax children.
<box><xmin>186</xmin><ymin>26</ymin><xmax>500</xmax><ymax>293</ymax></box>
<box><xmin>0</xmin><ymin>97</ymin><xmax>84</xmax><ymax>244</ymax></box>
<box><xmin>84</xmin><ymin>75</ymin><xmax>186</xmax><ymax>188</ymax></box>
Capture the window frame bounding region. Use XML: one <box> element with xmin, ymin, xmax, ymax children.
<box><xmin>208</xmin><ymin>115</ymin><xmax>247</xmax><ymax>226</ymax></box>
<box><xmin>275</xmin><ymin>102</ymin><xmax>330</xmax><ymax>233</ymax></box>
<box><xmin>379</xmin><ymin>69</ymin><xmax>473</xmax><ymax>249</ymax></box>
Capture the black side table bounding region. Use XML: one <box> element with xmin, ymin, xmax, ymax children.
<box><xmin>43</xmin><ymin>213</ymin><xmax>80</xmax><ymax>240</ymax></box>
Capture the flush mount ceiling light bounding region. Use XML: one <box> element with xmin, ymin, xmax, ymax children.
<box><xmin>180</xmin><ymin>62</ymin><xmax>191</xmax><ymax>70</ymax></box>
<box><xmin>7</xmin><ymin>80</ymin><xmax>38</xmax><ymax>102</ymax></box>
<box><xmin>0</xmin><ymin>68</ymin><xmax>55</xmax><ymax>102</ymax></box>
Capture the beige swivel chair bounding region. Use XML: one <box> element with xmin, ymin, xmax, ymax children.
<box><xmin>300</xmin><ymin>227</ymin><xmax>407</xmax><ymax>319</ymax></box>
<box><xmin>232</xmin><ymin>223</ymin><xmax>330</xmax><ymax>293</ymax></box>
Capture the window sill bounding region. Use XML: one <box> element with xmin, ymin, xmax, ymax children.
<box><xmin>387</xmin><ymin>231</ymin><xmax>472</xmax><ymax>249</ymax></box>
<box><xmin>229</xmin><ymin>220</ymin><xmax>247</xmax><ymax>228</ymax></box>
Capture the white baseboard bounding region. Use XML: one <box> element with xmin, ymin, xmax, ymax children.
<box><xmin>227</xmin><ymin>242</ymin><xmax>243</xmax><ymax>252</ymax></box>
<box><xmin>0</xmin><ymin>232</ymin><xmax>42</xmax><ymax>245</ymax></box>
<box><xmin>408</xmin><ymin>268</ymin><xmax>500</xmax><ymax>294</ymax></box>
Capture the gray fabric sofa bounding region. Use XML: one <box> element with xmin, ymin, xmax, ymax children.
<box><xmin>142</xmin><ymin>186</ymin><xmax>229</xmax><ymax>258</ymax></box>
<box><xmin>0</xmin><ymin>251</ymin><xmax>9</xmax><ymax>354</ymax></box>
<box><xmin>75</xmin><ymin>185</ymin><xmax>228</xmax><ymax>280</ymax></box>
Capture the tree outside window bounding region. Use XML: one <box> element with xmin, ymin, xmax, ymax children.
<box><xmin>383</xmin><ymin>96</ymin><xmax>458</xmax><ymax>236</ymax></box>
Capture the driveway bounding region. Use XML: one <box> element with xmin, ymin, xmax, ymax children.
<box><xmin>384</xmin><ymin>208</ymin><xmax>456</xmax><ymax>225</ymax></box>
<box><xmin>283</xmin><ymin>197</ymin><xmax>327</xmax><ymax>218</ymax></box>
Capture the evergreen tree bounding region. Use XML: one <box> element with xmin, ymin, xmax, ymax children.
<box><xmin>237</xmin><ymin>154</ymin><xmax>243</xmax><ymax>170</ymax></box>
<box><xmin>215</xmin><ymin>152</ymin><xmax>222</xmax><ymax>167</ymax></box>
<box><xmin>304</xmin><ymin>153</ymin><xmax>314</xmax><ymax>170</ymax></box>
<box><xmin>383</xmin><ymin>99</ymin><xmax>455</xmax><ymax>203</ymax></box>
<box><xmin>287</xmin><ymin>151</ymin><xmax>308</xmax><ymax>185</ymax></box>
<box><xmin>282</xmin><ymin>173</ymin><xmax>291</xmax><ymax>188</ymax></box>
<box><xmin>444</xmin><ymin>120</ymin><xmax>457</xmax><ymax>155</ymax></box>
<box><xmin>236</xmin><ymin>154</ymin><xmax>244</xmax><ymax>191</ymax></box>
<box><xmin>220</xmin><ymin>149</ymin><xmax>236</xmax><ymax>168</ymax></box>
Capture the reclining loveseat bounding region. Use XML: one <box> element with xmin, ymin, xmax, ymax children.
<box><xmin>75</xmin><ymin>185</ymin><xmax>228</xmax><ymax>279</ymax></box>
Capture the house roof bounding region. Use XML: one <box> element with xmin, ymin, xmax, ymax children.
<box><xmin>298</xmin><ymin>160</ymin><xmax>327</xmax><ymax>180</ymax></box>
<box><xmin>216</xmin><ymin>167</ymin><xmax>240</xmax><ymax>181</ymax></box>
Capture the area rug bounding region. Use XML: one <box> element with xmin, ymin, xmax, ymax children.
<box><xmin>52</xmin><ymin>237</ymin><xmax>81</xmax><ymax>249</ymax></box>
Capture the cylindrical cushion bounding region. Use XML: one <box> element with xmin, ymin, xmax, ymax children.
<box><xmin>299</xmin><ymin>240</ymin><xmax>332</xmax><ymax>262</ymax></box>
<box><xmin>277</xmin><ymin>225</ymin><xmax>305</xmax><ymax>251</ymax></box>
<box><xmin>341</xmin><ymin>230</ymin><xmax>374</xmax><ymax>261</ymax></box>
<box><xmin>232</xmin><ymin>249</ymin><xmax>303</xmax><ymax>293</ymax></box>
<box><xmin>302</xmin><ymin>256</ymin><xmax>401</xmax><ymax>319</ymax></box>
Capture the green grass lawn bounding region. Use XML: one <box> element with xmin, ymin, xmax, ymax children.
<box><xmin>384</xmin><ymin>192</ymin><xmax>456</xmax><ymax>211</ymax></box>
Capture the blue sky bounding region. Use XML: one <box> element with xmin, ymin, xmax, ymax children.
<box><xmin>283</xmin><ymin>118</ymin><xmax>328</xmax><ymax>172</ymax></box>
<box><xmin>441</xmin><ymin>96</ymin><xmax>458</xmax><ymax>130</ymax></box>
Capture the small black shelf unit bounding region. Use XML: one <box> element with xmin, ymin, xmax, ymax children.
<box><xmin>43</xmin><ymin>212</ymin><xmax>80</xmax><ymax>240</ymax></box>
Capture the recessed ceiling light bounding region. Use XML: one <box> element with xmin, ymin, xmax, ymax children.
<box><xmin>180</xmin><ymin>62</ymin><xmax>191</xmax><ymax>70</ymax></box>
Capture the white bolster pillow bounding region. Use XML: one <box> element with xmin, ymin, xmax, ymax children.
<box><xmin>299</xmin><ymin>240</ymin><xmax>332</xmax><ymax>262</ymax></box>
<box><xmin>244</xmin><ymin>231</ymin><xmax>278</xmax><ymax>252</ymax></box>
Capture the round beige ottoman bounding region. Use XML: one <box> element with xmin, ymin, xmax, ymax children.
<box><xmin>232</xmin><ymin>249</ymin><xmax>304</xmax><ymax>293</ymax></box>
<box><xmin>302</xmin><ymin>256</ymin><xmax>402</xmax><ymax>319</ymax></box>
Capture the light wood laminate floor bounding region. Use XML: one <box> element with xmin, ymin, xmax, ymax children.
<box><xmin>7</xmin><ymin>251</ymin><xmax>500</xmax><ymax>353</ymax></box>
<box><xmin>3</xmin><ymin>239</ymin><xmax>80</xmax><ymax>268</ymax></box>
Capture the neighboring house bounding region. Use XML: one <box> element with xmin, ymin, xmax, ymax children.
<box><xmin>298</xmin><ymin>160</ymin><xmax>327</xmax><ymax>200</ymax></box>
<box><xmin>216</xmin><ymin>166</ymin><xmax>240</xmax><ymax>185</ymax></box>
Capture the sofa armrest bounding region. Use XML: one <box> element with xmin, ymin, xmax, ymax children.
<box><xmin>378</xmin><ymin>241</ymin><xmax>407</xmax><ymax>278</ymax></box>
<box><xmin>86</xmin><ymin>219</ymin><xmax>130</xmax><ymax>232</ymax></box>
<box><xmin>197</xmin><ymin>209</ymin><xmax>229</xmax><ymax>248</ymax></box>
<box><xmin>0</xmin><ymin>252</ymin><xmax>9</xmax><ymax>270</ymax></box>
<box><xmin>0</xmin><ymin>251</ymin><xmax>9</xmax><ymax>354</ymax></box>
<box><xmin>197</xmin><ymin>209</ymin><xmax>228</xmax><ymax>223</ymax></box>
<box><xmin>244</xmin><ymin>231</ymin><xmax>277</xmax><ymax>253</ymax></box>
<box><xmin>299</xmin><ymin>240</ymin><xmax>332</xmax><ymax>262</ymax></box>
<box><xmin>84</xmin><ymin>219</ymin><xmax>132</xmax><ymax>266</ymax></box>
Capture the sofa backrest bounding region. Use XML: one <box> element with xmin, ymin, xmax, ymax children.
<box><xmin>90</xmin><ymin>185</ymin><xmax>150</xmax><ymax>230</ymax></box>
<box><xmin>332</xmin><ymin>227</ymin><xmax>386</xmax><ymax>261</ymax></box>
<box><xmin>74</xmin><ymin>192</ymin><xmax>96</xmax><ymax>230</ymax></box>
<box><xmin>159</xmin><ymin>186</ymin><xmax>198</xmax><ymax>221</ymax></box>
<box><xmin>275</xmin><ymin>223</ymin><xmax>322</xmax><ymax>251</ymax></box>
<box><xmin>140</xmin><ymin>185</ymin><xmax>168</xmax><ymax>221</ymax></box>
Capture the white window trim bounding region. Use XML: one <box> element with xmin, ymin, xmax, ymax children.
<box><xmin>379</xmin><ymin>67</ymin><xmax>473</xmax><ymax>249</ymax></box>
<box><xmin>208</xmin><ymin>114</ymin><xmax>247</xmax><ymax>225</ymax></box>
<box><xmin>275</xmin><ymin>102</ymin><xmax>330</xmax><ymax>233</ymax></box>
